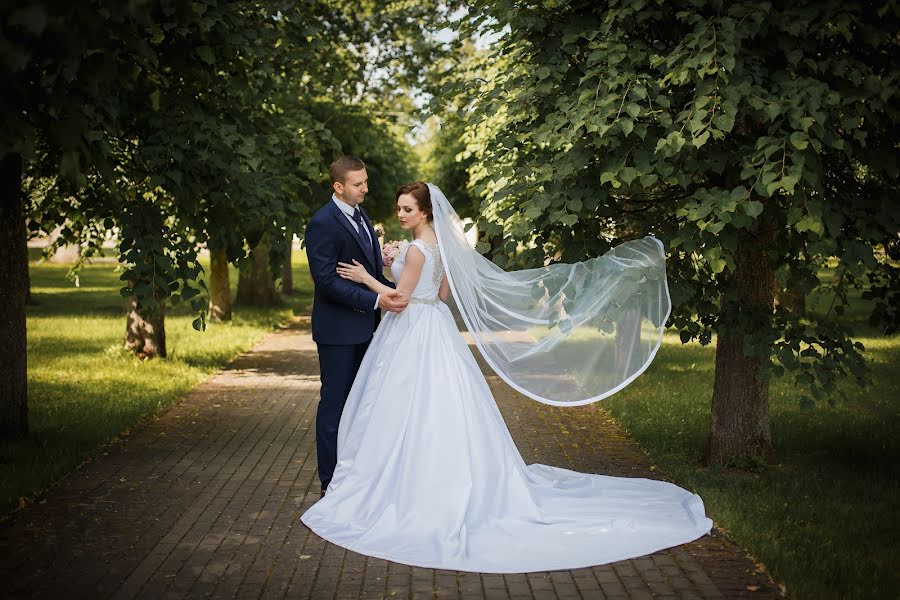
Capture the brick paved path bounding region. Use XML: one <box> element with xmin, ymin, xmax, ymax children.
<box><xmin>0</xmin><ymin>318</ymin><xmax>781</xmax><ymax>599</ymax></box>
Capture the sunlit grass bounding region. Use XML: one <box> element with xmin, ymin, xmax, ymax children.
<box><xmin>1</xmin><ymin>251</ymin><xmax>314</xmax><ymax>516</ymax></box>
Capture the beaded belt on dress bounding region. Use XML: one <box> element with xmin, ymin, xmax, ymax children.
<box><xmin>409</xmin><ymin>295</ymin><xmax>441</xmax><ymax>305</ymax></box>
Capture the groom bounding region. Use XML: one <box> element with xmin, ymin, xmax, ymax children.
<box><xmin>304</xmin><ymin>155</ymin><xmax>407</xmax><ymax>496</ymax></box>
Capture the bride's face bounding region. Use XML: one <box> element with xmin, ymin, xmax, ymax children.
<box><xmin>396</xmin><ymin>194</ymin><xmax>426</xmax><ymax>230</ymax></box>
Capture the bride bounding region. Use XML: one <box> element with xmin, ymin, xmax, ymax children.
<box><xmin>300</xmin><ymin>181</ymin><xmax>712</xmax><ymax>573</ymax></box>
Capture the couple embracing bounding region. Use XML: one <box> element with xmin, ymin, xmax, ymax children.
<box><xmin>300</xmin><ymin>155</ymin><xmax>712</xmax><ymax>573</ymax></box>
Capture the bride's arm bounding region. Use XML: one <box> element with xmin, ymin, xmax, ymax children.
<box><xmin>337</xmin><ymin>246</ymin><xmax>426</xmax><ymax>298</ymax></box>
<box><xmin>439</xmin><ymin>273</ymin><xmax>449</xmax><ymax>301</ymax></box>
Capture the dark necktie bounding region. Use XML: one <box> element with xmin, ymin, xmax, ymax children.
<box><xmin>352</xmin><ymin>208</ymin><xmax>375</xmax><ymax>264</ymax></box>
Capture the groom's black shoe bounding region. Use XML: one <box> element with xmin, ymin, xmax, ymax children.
<box><xmin>320</xmin><ymin>486</ymin><xmax>327</xmax><ymax>498</ymax></box>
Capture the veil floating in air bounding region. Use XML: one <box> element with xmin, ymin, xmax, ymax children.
<box><xmin>427</xmin><ymin>183</ymin><xmax>671</xmax><ymax>407</ymax></box>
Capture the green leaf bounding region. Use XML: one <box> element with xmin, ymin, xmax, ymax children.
<box><xmin>181</xmin><ymin>287</ymin><xmax>200</xmax><ymax>301</ymax></box>
<box><xmin>707</xmin><ymin>221</ymin><xmax>726</xmax><ymax>234</ymax></box>
<box><xmin>781</xmin><ymin>175</ymin><xmax>799</xmax><ymax>194</ymax></box>
<box><xmin>708</xmin><ymin>257</ymin><xmax>727</xmax><ymax>273</ymax></box>
<box><xmin>639</xmin><ymin>173</ymin><xmax>658</xmax><ymax>187</ymax></box>
<box><xmin>743</xmin><ymin>200</ymin><xmax>764</xmax><ymax>218</ymax></box>
<box><xmin>625</xmin><ymin>103</ymin><xmax>641</xmax><ymax>118</ymax></box>
<box><xmin>197</xmin><ymin>46</ymin><xmax>215</xmax><ymax>64</ymax></box>
<box><xmin>730</xmin><ymin>185</ymin><xmax>749</xmax><ymax>201</ymax></box>
<box><xmin>790</xmin><ymin>131</ymin><xmax>808</xmax><ymax>150</ymax></box>
<box><xmin>764</xmin><ymin>103</ymin><xmax>782</xmax><ymax>121</ymax></box>
<box><xmin>691</xmin><ymin>130</ymin><xmax>710</xmax><ymax>148</ymax></box>
<box><xmin>667</xmin><ymin>131</ymin><xmax>686</xmax><ymax>152</ymax></box>
<box><xmin>620</xmin><ymin>118</ymin><xmax>634</xmax><ymax>136</ymax></box>
<box><xmin>796</xmin><ymin>216</ymin><xmax>824</xmax><ymax>235</ymax></box>
<box><xmin>713</xmin><ymin>112</ymin><xmax>735</xmax><ymax>132</ymax></box>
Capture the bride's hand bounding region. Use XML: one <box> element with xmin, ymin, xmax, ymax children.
<box><xmin>336</xmin><ymin>259</ymin><xmax>369</xmax><ymax>284</ymax></box>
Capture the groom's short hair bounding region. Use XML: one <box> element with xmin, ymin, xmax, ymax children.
<box><xmin>330</xmin><ymin>155</ymin><xmax>366</xmax><ymax>183</ymax></box>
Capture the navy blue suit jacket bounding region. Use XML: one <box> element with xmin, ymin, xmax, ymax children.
<box><xmin>305</xmin><ymin>199</ymin><xmax>395</xmax><ymax>345</ymax></box>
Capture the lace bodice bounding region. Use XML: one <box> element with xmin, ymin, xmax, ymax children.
<box><xmin>390</xmin><ymin>239</ymin><xmax>444</xmax><ymax>301</ymax></box>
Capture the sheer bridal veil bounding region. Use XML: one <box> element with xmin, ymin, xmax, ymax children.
<box><xmin>427</xmin><ymin>183</ymin><xmax>670</xmax><ymax>407</ymax></box>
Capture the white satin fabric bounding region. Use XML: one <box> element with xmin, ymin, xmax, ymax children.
<box><xmin>300</xmin><ymin>239</ymin><xmax>712</xmax><ymax>573</ymax></box>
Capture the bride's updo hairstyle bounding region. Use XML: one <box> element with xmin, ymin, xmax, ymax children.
<box><xmin>396</xmin><ymin>181</ymin><xmax>433</xmax><ymax>222</ymax></box>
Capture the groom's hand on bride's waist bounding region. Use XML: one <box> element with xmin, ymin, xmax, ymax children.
<box><xmin>379</xmin><ymin>290</ymin><xmax>408</xmax><ymax>313</ymax></box>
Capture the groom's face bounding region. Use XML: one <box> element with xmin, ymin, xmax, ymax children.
<box><xmin>335</xmin><ymin>168</ymin><xmax>368</xmax><ymax>205</ymax></box>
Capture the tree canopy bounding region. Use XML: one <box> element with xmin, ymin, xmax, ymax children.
<box><xmin>450</xmin><ymin>0</ymin><xmax>899</xmax><ymax>463</ymax></box>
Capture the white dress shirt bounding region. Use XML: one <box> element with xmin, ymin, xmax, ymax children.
<box><xmin>332</xmin><ymin>195</ymin><xmax>380</xmax><ymax>310</ymax></box>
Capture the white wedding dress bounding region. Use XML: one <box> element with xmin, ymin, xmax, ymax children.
<box><xmin>300</xmin><ymin>239</ymin><xmax>713</xmax><ymax>573</ymax></box>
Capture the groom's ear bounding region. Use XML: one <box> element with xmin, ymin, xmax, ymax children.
<box><xmin>332</xmin><ymin>180</ymin><xmax>343</xmax><ymax>195</ymax></box>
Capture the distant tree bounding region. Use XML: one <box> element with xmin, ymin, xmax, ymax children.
<box><xmin>307</xmin><ymin>101</ymin><xmax>420</xmax><ymax>223</ymax></box>
<box><xmin>207</xmin><ymin>243</ymin><xmax>232</xmax><ymax>322</ymax></box>
<box><xmin>421</xmin><ymin>39</ymin><xmax>483</xmax><ymax>219</ymax></box>
<box><xmin>236</xmin><ymin>239</ymin><xmax>279</xmax><ymax>307</ymax></box>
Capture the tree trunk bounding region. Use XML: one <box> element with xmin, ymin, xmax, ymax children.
<box><xmin>704</xmin><ymin>222</ymin><xmax>777</xmax><ymax>467</ymax></box>
<box><xmin>281</xmin><ymin>235</ymin><xmax>294</xmax><ymax>295</ymax></box>
<box><xmin>208</xmin><ymin>248</ymin><xmax>232</xmax><ymax>322</ymax></box>
<box><xmin>236</xmin><ymin>241</ymin><xmax>278</xmax><ymax>306</ymax></box>
<box><xmin>124</xmin><ymin>285</ymin><xmax>167</xmax><ymax>358</ymax></box>
<box><xmin>775</xmin><ymin>288</ymin><xmax>806</xmax><ymax>316</ymax></box>
<box><xmin>24</xmin><ymin>227</ymin><xmax>32</xmax><ymax>305</ymax></box>
<box><xmin>615</xmin><ymin>307</ymin><xmax>643</xmax><ymax>378</ymax></box>
<box><xmin>0</xmin><ymin>154</ymin><xmax>28</xmax><ymax>436</ymax></box>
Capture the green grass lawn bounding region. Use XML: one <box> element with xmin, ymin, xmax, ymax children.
<box><xmin>1</xmin><ymin>250</ymin><xmax>314</xmax><ymax>516</ymax></box>
<box><xmin>604</xmin><ymin>284</ymin><xmax>899</xmax><ymax>599</ymax></box>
